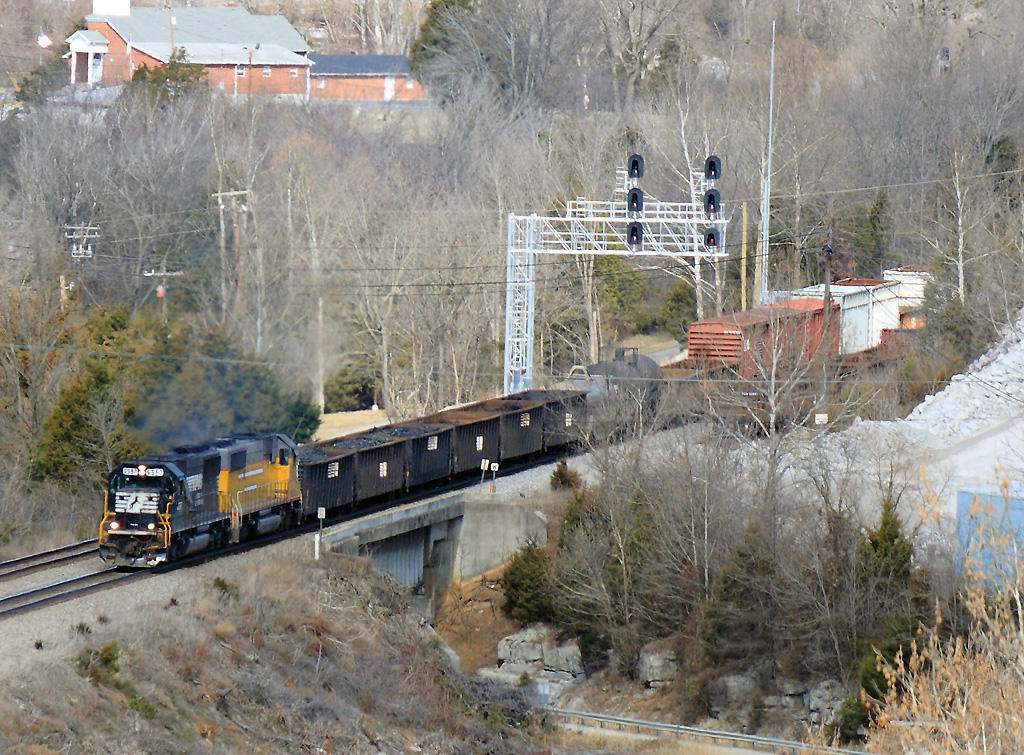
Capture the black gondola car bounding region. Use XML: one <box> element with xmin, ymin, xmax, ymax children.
<box><xmin>297</xmin><ymin>445</ymin><xmax>357</xmax><ymax>515</ymax></box>
<box><xmin>369</xmin><ymin>421</ymin><xmax>454</xmax><ymax>489</ymax></box>
<box><xmin>509</xmin><ymin>389</ymin><xmax>587</xmax><ymax>449</ymax></box>
<box><xmin>422</xmin><ymin>407</ymin><xmax>502</xmax><ymax>474</ymax></box>
<box><xmin>479</xmin><ymin>396</ymin><xmax>546</xmax><ymax>460</ymax></box>
<box><xmin>328</xmin><ymin>434</ymin><xmax>406</xmax><ymax>500</ymax></box>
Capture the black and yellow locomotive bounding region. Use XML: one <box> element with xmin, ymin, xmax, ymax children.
<box><xmin>101</xmin><ymin>389</ymin><xmax>590</xmax><ymax>567</ymax></box>
<box><xmin>99</xmin><ymin>432</ymin><xmax>299</xmax><ymax>567</ymax></box>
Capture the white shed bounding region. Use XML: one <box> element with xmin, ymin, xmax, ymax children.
<box><xmin>882</xmin><ymin>267</ymin><xmax>932</xmax><ymax>310</ymax></box>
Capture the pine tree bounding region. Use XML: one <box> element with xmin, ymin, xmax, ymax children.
<box><xmin>858</xmin><ymin>493</ymin><xmax>913</xmax><ymax>591</ymax></box>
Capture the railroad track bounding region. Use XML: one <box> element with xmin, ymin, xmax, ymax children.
<box><xmin>0</xmin><ymin>448</ymin><xmax>571</xmax><ymax>624</ymax></box>
<box><xmin>0</xmin><ymin>539</ymin><xmax>99</xmax><ymax>581</ymax></box>
<box><xmin>0</xmin><ymin>567</ymin><xmax>146</xmax><ymax>621</ymax></box>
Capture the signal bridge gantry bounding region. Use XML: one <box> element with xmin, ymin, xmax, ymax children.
<box><xmin>503</xmin><ymin>155</ymin><xmax>728</xmax><ymax>394</ymax></box>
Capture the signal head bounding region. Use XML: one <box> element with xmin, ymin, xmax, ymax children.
<box><xmin>627</xmin><ymin>153</ymin><xmax>645</xmax><ymax>180</ymax></box>
<box><xmin>703</xmin><ymin>189</ymin><xmax>721</xmax><ymax>217</ymax></box>
<box><xmin>704</xmin><ymin>155</ymin><xmax>722</xmax><ymax>181</ymax></box>
<box><xmin>627</xmin><ymin>187</ymin><xmax>644</xmax><ymax>215</ymax></box>
<box><xmin>627</xmin><ymin>222</ymin><xmax>643</xmax><ymax>247</ymax></box>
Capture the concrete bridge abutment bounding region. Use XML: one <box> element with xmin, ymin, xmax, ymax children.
<box><xmin>323</xmin><ymin>490</ymin><xmax>548</xmax><ymax>618</ymax></box>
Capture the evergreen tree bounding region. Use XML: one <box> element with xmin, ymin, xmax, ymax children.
<box><xmin>702</xmin><ymin>523</ymin><xmax>776</xmax><ymax>666</ymax></box>
<box><xmin>128</xmin><ymin>48</ymin><xmax>206</xmax><ymax>105</ymax></box>
<box><xmin>848</xmin><ymin>190</ymin><xmax>892</xmax><ymax>276</ymax></box>
<box><xmin>408</xmin><ymin>0</ymin><xmax>476</xmax><ymax>85</ymax></box>
<box><xmin>502</xmin><ymin>541</ymin><xmax>554</xmax><ymax>624</ymax></box>
<box><xmin>858</xmin><ymin>492</ymin><xmax>913</xmax><ymax>593</ymax></box>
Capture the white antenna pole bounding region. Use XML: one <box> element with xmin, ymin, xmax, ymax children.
<box><xmin>759</xmin><ymin>20</ymin><xmax>776</xmax><ymax>306</ymax></box>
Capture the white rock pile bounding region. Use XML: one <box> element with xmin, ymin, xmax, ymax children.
<box><xmin>906</xmin><ymin>318</ymin><xmax>1024</xmax><ymax>441</ymax></box>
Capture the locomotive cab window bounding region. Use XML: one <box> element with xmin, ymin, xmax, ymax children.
<box><xmin>110</xmin><ymin>468</ymin><xmax>175</xmax><ymax>495</ymax></box>
<box><xmin>230</xmin><ymin>451</ymin><xmax>246</xmax><ymax>472</ymax></box>
<box><xmin>278</xmin><ymin>449</ymin><xmax>291</xmax><ymax>465</ymax></box>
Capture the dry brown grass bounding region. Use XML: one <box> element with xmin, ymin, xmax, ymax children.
<box><xmin>0</xmin><ymin>551</ymin><xmax>537</xmax><ymax>753</ymax></box>
<box><xmin>435</xmin><ymin>569</ymin><xmax>521</xmax><ymax>673</ymax></box>
<box><xmin>435</xmin><ymin>486</ymin><xmax>572</xmax><ymax>673</ymax></box>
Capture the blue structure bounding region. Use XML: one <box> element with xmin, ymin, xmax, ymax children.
<box><xmin>955</xmin><ymin>486</ymin><xmax>1024</xmax><ymax>582</ymax></box>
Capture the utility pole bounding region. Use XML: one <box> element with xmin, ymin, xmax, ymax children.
<box><xmin>741</xmin><ymin>202</ymin><xmax>748</xmax><ymax>310</ymax></box>
<box><xmin>822</xmin><ymin>230</ymin><xmax>833</xmax><ymax>354</ymax></box>
<box><xmin>758</xmin><ymin>20</ymin><xmax>776</xmax><ymax>306</ymax></box>
<box><xmin>166</xmin><ymin>6</ymin><xmax>175</xmax><ymax>52</ymax></box>
<box><xmin>64</xmin><ymin>223</ymin><xmax>100</xmax><ymax>311</ymax></box>
<box><xmin>211</xmin><ymin>189</ymin><xmax>250</xmax><ymax>322</ymax></box>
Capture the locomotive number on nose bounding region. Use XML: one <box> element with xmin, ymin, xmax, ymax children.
<box><xmin>122</xmin><ymin>466</ymin><xmax>164</xmax><ymax>476</ymax></box>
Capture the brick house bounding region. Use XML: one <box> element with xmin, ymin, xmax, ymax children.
<box><xmin>308</xmin><ymin>54</ymin><xmax>426</xmax><ymax>102</ymax></box>
<box><xmin>66</xmin><ymin>0</ymin><xmax>312</xmax><ymax>98</ymax></box>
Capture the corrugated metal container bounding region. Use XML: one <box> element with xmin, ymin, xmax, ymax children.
<box><xmin>369</xmin><ymin>421</ymin><xmax>454</xmax><ymax>489</ymax></box>
<box><xmin>297</xmin><ymin>446</ymin><xmax>356</xmax><ymax>514</ymax></box>
<box><xmin>422</xmin><ymin>407</ymin><xmax>502</xmax><ymax>474</ymax></box>
<box><xmin>479</xmin><ymin>397</ymin><xmax>546</xmax><ymax>460</ymax></box>
<box><xmin>883</xmin><ymin>267</ymin><xmax>932</xmax><ymax>310</ymax></box>
<box><xmin>328</xmin><ymin>435</ymin><xmax>406</xmax><ymax>500</ymax></box>
<box><xmin>510</xmin><ymin>389</ymin><xmax>587</xmax><ymax>450</ymax></box>
<box><xmin>686</xmin><ymin>306</ymin><xmax>820</xmax><ymax>378</ymax></box>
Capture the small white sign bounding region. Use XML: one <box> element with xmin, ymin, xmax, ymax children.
<box><xmin>490</xmin><ymin>463</ymin><xmax>499</xmax><ymax>472</ymax></box>
<box><xmin>814</xmin><ymin>413</ymin><xmax>829</xmax><ymax>425</ymax></box>
<box><xmin>317</xmin><ymin>507</ymin><xmax>326</xmax><ymax>520</ymax></box>
<box><xmin>480</xmin><ymin>459</ymin><xmax>490</xmax><ymax>471</ymax></box>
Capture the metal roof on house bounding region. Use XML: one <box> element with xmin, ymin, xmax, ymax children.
<box><xmin>87</xmin><ymin>6</ymin><xmax>310</xmax><ymax>54</ymax></box>
<box><xmin>309</xmin><ymin>54</ymin><xmax>409</xmax><ymax>77</ymax></box>
<box><xmin>133</xmin><ymin>42</ymin><xmax>309</xmax><ymax>66</ymax></box>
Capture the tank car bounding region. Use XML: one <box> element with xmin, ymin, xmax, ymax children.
<box><xmin>99</xmin><ymin>432</ymin><xmax>299</xmax><ymax>567</ymax></box>
<box><xmin>562</xmin><ymin>347</ymin><xmax>663</xmax><ymax>431</ymax></box>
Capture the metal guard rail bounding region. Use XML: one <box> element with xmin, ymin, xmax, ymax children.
<box><xmin>542</xmin><ymin>706</ymin><xmax>870</xmax><ymax>755</ymax></box>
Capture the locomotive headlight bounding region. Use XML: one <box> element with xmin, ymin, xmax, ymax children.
<box><xmin>147</xmin><ymin>522</ymin><xmax>156</xmax><ymax>531</ymax></box>
<box><xmin>109</xmin><ymin>521</ymin><xmax>119</xmax><ymax>530</ymax></box>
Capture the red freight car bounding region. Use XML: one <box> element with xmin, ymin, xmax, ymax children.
<box><xmin>685</xmin><ymin>299</ymin><xmax>839</xmax><ymax>380</ymax></box>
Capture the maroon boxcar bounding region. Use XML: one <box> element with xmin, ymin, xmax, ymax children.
<box><xmin>686</xmin><ymin>299</ymin><xmax>839</xmax><ymax>379</ymax></box>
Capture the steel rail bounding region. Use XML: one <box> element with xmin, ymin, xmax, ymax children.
<box><xmin>0</xmin><ymin>568</ymin><xmax>142</xmax><ymax>621</ymax></box>
<box><xmin>0</xmin><ymin>539</ymin><xmax>100</xmax><ymax>581</ymax></box>
<box><xmin>0</xmin><ymin>445</ymin><xmax>578</xmax><ymax>623</ymax></box>
<box><xmin>543</xmin><ymin>707</ymin><xmax>870</xmax><ymax>755</ymax></box>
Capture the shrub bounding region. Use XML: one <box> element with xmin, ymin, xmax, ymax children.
<box><xmin>501</xmin><ymin>541</ymin><xmax>554</xmax><ymax>624</ymax></box>
<box><xmin>212</xmin><ymin>577</ymin><xmax>239</xmax><ymax>601</ymax></box>
<box><xmin>549</xmin><ymin>459</ymin><xmax>581</xmax><ymax>490</ymax></box>
<box><xmin>77</xmin><ymin>642</ymin><xmax>158</xmax><ymax>719</ymax></box>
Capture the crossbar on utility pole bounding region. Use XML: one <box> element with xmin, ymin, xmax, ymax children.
<box><xmin>64</xmin><ymin>223</ymin><xmax>100</xmax><ymax>311</ymax></box>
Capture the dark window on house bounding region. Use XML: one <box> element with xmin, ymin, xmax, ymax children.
<box><xmin>262</xmin><ymin>66</ymin><xmax>271</xmax><ymax>78</ymax></box>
